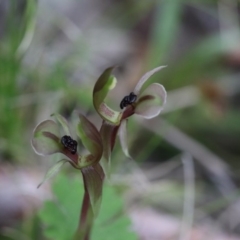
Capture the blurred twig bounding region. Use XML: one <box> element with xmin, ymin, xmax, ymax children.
<box><xmin>144</xmin><ymin>155</ymin><xmax>182</xmax><ymax>180</ymax></box>
<box><xmin>179</xmin><ymin>153</ymin><xmax>195</xmax><ymax>240</ymax></box>
<box><xmin>138</xmin><ymin>117</ymin><xmax>236</xmax><ymax>196</ymax></box>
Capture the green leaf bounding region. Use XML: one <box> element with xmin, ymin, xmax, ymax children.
<box><xmin>147</xmin><ymin>1</ymin><xmax>182</xmax><ymax>66</ymax></box>
<box><xmin>91</xmin><ymin>185</ymin><xmax>137</xmax><ymax>240</ymax></box>
<box><xmin>133</xmin><ymin>66</ymin><xmax>167</xmax><ymax>95</ymax></box>
<box><xmin>119</xmin><ymin>119</ymin><xmax>132</xmax><ymax>159</ymax></box>
<box><xmin>16</xmin><ymin>0</ymin><xmax>37</xmax><ymax>58</ymax></box>
<box><xmin>32</xmin><ymin>120</ymin><xmax>61</xmax><ymax>155</ymax></box>
<box><xmin>93</xmin><ymin>67</ymin><xmax>122</xmax><ymax>125</ymax></box>
<box><xmin>51</xmin><ymin>113</ymin><xmax>71</xmax><ymax>135</ymax></box>
<box><xmin>81</xmin><ymin>163</ymin><xmax>104</xmax><ymax>216</ymax></box>
<box><xmin>37</xmin><ymin>159</ymin><xmax>68</xmax><ymax>188</ymax></box>
<box><xmin>135</xmin><ymin>83</ymin><xmax>167</xmax><ymax>119</ymax></box>
<box><xmin>39</xmin><ymin>174</ymin><xmax>84</xmax><ymax>240</ymax></box>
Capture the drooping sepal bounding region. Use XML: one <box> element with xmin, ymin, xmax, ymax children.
<box><xmin>93</xmin><ymin>67</ymin><xmax>122</xmax><ymax>125</ymax></box>
<box><xmin>119</xmin><ymin>119</ymin><xmax>132</xmax><ymax>159</ymax></box>
<box><xmin>99</xmin><ymin>121</ymin><xmax>119</xmax><ymax>177</ymax></box>
<box><xmin>37</xmin><ymin>159</ymin><xmax>68</xmax><ymax>188</ymax></box>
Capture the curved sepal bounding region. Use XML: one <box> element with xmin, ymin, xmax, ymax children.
<box><xmin>32</xmin><ymin>120</ymin><xmax>61</xmax><ymax>155</ymax></box>
<box><xmin>119</xmin><ymin>119</ymin><xmax>132</xmax><ymax>159</ymax></box>
<box><xmin>37</xmin><ymin>159</ymin><xmax>68</xmax><ymax>188</ymax></box>
<box><xmin>134</xmin><ymin>83</ymin><xmax>167</xmax><ymax>119</ymax></box>
<box><xmin>81</xmin><ymin>163</ymin><xmax>104</xmax><ymax>216</ymax></box>
<box><xmin>134</xmin><ymin>66</ymin><xmax>167</xmax><ymax>95</ymax></box>
<box><xmin>93</xmin><ymin>67</ymin><xmax>122</xmax><ymax>125</ymax></box>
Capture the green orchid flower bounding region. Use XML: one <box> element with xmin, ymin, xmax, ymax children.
<box><xmin>93</xmin><ymin>66</ymin><xmax>167</xmax><ymax>175</ymax></box>
<box><xmin>32</xmin><ymin>113</ymin><xmax>104</xmax><ymax>217</ymax></box>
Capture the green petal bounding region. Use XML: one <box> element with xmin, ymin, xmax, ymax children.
<box><xmin>81</xmin><ymin>163</ymin><xmax>104</xmax><ymax>216</ymax></box>
<box><xmin>37</xmin><ymin>159</ymin><xmax>68</xmax><ymax>188</ymax></box>
<box><xmin>77</xmin><ymin>114</ymin><xmax>103</xmax><ymax>159</ymax></box>
<box><xmin>51</xmin><ymin>113</ymin><xmax>71</xmax><ymax>135</ymax></box>
<box><xmin>119</xmin><ymin>119</ymin><xmax>132</xmax><ymax>159</ymax></box>
<box><xmin>32</xmin><ymin>120</ymin><xmax>61</xmax><ymax>155</ymax></box>
<box><xmin>134</xmin><ymin>83</ymin><xmax>167</xmax><ymax>119</ymax></box>
<box><xmin>93</xmin><ymin>67</ymin><xmax>122</xmax><ymax>125</ymax></box>
<box><xmin>134</xmin><ymin>66</ymin><xmax>167</xmax><ymax>95</ymax></box>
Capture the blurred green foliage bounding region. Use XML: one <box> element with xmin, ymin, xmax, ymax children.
<box><xmin>0</xmin><ymin>0</ymin><xmax>37</xmax><ymax>161</ymax></box>
<box><xmin>1</xmin><ymin>0</ymin><xmax>240</xmax><ymax>238</ymax></box>
<box><xmin>38</xmin><ymin>173</ymin><xmax>137</xmax><ymax>240</ymax></box>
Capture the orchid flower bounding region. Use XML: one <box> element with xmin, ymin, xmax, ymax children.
<box><xmin>93</xmin><ymin>66</ymin><xmax>167</xmax><ymax>174</ymax></box>
<box><xmin>32</xmin><ymin>113</ymin><xmax>104</xmax><ymax>238</ymax></box>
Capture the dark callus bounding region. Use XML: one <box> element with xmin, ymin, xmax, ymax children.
<box><xmin>61</xmin><ymin>135</ymin><xmax>78</xmax><ymax>154</ymax></box>
<box><xmin>120</xmin><ymin>92</ymin><xmax>137</xmax><ymax>109</ymax></box>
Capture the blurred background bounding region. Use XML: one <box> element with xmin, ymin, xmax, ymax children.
<box><xmin>1</xmin><ymin>0</ymin><xmax>240</xmax><ymax>239</ymax></box>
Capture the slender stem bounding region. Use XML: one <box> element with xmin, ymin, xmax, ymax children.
<box><xmin>74</xmin><ymin>190</ymin><xmax>93</xmax><ymax>240</ymax></box>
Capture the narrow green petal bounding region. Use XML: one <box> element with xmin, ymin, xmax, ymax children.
<box><xmin>135</xmin><ymin>83</ymin><xmax>167</xmax><ymax>119</ymax></box>
<box><xmin>81</xmin><ymin>163</ymin><xmax>104</xmax><ymax>216</ymax></box>
<box><xmin>32</xmin><ymin>120</ymin><xmax>61</xmax><ymax>155</ymax></box>
<box><xmin>93</xmin><ymin>67</ymin><xmax>122</xmax><ymax>125</ymax></box>
<box><xmin>51</xmin><ymin>113</ymin><xmax>71</xmax><ymax>135</ymax></box>
<box><xmin>37</xmin><ymin>159</ymin><xmax>68</xmax><ymax>188</ymax></box>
